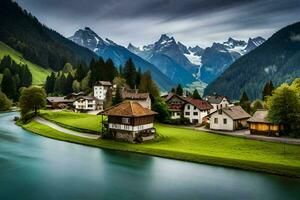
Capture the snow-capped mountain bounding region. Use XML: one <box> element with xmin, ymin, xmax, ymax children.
<box><xmin>200</xmin><ymin>37</ymin><xmax>266</xmax><ymax>83</ymax></box>
<box><xmin>69</xmin><ymin>27</ymin><xmax>174</xmax><ymax>91</ymax></box>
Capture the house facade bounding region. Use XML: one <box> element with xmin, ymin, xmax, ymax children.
<box><xmin>94</xmin><ymin>81</ymin><xmax>112</xmax><ymax>101</ymax></box>
<box><xmin>122</xmin><ymin>90</ymin><xmax>151</xmax><ymax>109</ymax></box>
<box><xmin>204</xmin><ymin>94</ymin><xmax>232</xmax><ymax>113</ymax></box>
<box><xmin>247</xmin><ymin>110</ymin><xmax>284</xmax><ymax>136</ymax></box>
<box><xmin>46</xmin><ymin>97</ymin><xmax>74</xmax><ymax>109</ymax></box>
<box><xmin>163</xmin><ymin>93</ymin><xmax>187</xmax><ymax>119</ymax></box>
<box><xmin>101</xmin><ymin>101</ymin><xmax>157</xmax><ymax>143</ymax></box>
<box><xmin>183</xmin><ymin>99</ymin><xmax>213</xmax><ymax>124</ymax></box>
<box><xmin>73</xmin><ymin>96</ymin><xmax>102</xmax><ymax>111</ymax></box>
<box><xmin>209</xmin><ymin>106</ymin><xmax>251</xmax><ymax>131</ymax></box>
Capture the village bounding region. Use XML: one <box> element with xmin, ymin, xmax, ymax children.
<box><xmin>44</xmin><ymin>80</ymin><xmax>289</xmax><ymax>143</ymax></box>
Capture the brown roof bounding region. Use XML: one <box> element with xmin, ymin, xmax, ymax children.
<box><xmin>210</xmin><ymin>106</ymin><xmax>251</xmax><ymax>120</ymax></box>
<box><xmin>47</xmin><ymin>97</ymin><xmax>74</xmax><ymax>103</ymax></box>
<box><xmin>185</xmin><ymin>98</ymin><xmax>213</xmax><ymax>110</ymax></box>
<box><xmin>247</xmin><ymin>110</ymin><xmax>271</xmax><ymax>123</ymax></box>
<box><xmin>95</xmin><ymin>81</ymin><xmax>112</xmax><ymax>86</ymax></box>
<box><xmin>163</xmin><ymin>93</ymin><xmax>188</xmax><ymax>102</ymax></box>
<box><xmin>122</xmin><ymin>91</ymin><xmax>149</xmax><ymax>100</ymax></box>
<box><xmin>204</xmin><ymin>94</ymin><xmax>229</xmax><ymax>104</ymax></box>
<box><xmin>101</xmin><ymin>101</ymin><xmax>157</xmax><ymax>117</ymax></box>
<box><xmin>75</xmin><ymin>96</ymin><xmax>98</xmax><ymax>101</ymax></box>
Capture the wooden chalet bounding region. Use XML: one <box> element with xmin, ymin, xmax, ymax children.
<box><xmin>100</xmin><ymin>101</ymin><xmax>157</xmax><ymax>143</ymax></box>
<box><xmin>247</xmin><ymin>110</ymin><xmax>284</xmax><ymax>136</ymax></box>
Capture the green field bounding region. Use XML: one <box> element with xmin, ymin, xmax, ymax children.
<box><xmin>0</xmin><ymin>41</ymin><xmax>51</xmax><ymax>85</ymax></box>
<box><xmin>40</xmin><ymin>110</ymin><xmax>104</xmax><ymax>133</ymax></box>
<box><xmin>22</xmin><ymin>110</ymin><xmax>300</xmax><ymax>177</ymax></box>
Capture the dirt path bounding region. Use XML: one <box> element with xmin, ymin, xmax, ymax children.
<box><xmin>35</xmin><ymin>117</ymin><xmax>101</xmax><ymax>140</ymax></box>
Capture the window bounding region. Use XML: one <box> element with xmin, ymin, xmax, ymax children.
<box><xmin>122</xmin><ymin>117</ymin><xmax>130</xmax><ymax>124</ymax></box>
<box><xmin>185</xmin><ymin>112</ymin><xmax>190</xmax><ymax>116</ymax></box>
<box><xmin>217</xmin><ymin>105</ymin><xmax>219</xmax><ymax>110</ymax></box>
<box><xmin>194</xmin><ymin>106</ymin><xmax>197</xmax><ymax>110</ymax></box>
<box><xmin>223</xmin><ymin>118</ymin><xmax>227</xmax><ymax>124</ymax></box>
<box><xmin>214</xmin><ymin>118</ymin><xmax>218</xmax><ymax>124</ymax></box>
<box><xmin>193</xmin><ymin>112</ymin><xmax>198</xmax><ymax>116</ymax></box>
<box><xmin>187</xmin><ymin>105</ymin><xmax>190</xmax><ymax>109</ymax></box>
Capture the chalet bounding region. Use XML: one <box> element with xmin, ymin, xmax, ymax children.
<box><xmin>209</xmin><ymin>106</ymin><xmax>251</xmax><ymax>131</ymax></box>
<box><xmin>94</xmin><ymin>81</ymin><xmax>112</xmax><ymax>101</ymax></box>
<box><xmin>163</xmin><ymin>93</ymin><xmax>187</xmax><ymax>119</ymax></box>
<box><xmin>46</xmin><ymin>97</ymin><xmax>74</xmax><ymax>109</ymax></box>
<box><xmin>65</xmin><ymin>92</ymin><xmax>86</xmax><ymax>100</ymax></box>
<box><xmin>122</xmin><ymin>90</ymin><xmax>151</xmax><ymax>109</ymax></box>
<box><xmin>73</xmin><ymin>96</ymin><xmax>103</xmax><ymax>111</ymax></box>
<box><xmin>247</xmin><ymin>110</ymin><xmax>284</xmax><ymax>136</ymax></box>
<box><xmin>204</xmin><ymin>94</ymin><xmax>232</xmax><ymax>113</ymax></box>
<box><xmin>101</xmin><ymin>101</ymin><xmax>157</xmax><ymax>143</ymax></box>
<box><xmin>183</xmin><ymin>98</ymin><xmax>213</xmax><ymax>124</ymax></box>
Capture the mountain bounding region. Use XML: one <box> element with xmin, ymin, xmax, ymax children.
<box><xmin>204</xmin><ymin>21</ymin><xmax>300</xmax><ymax>100</ymax></box>
<box><xmin>69</xmin><ymin>28</ymin><xmax>174</xmax><ymax>90</ymax></box>
<box><xmin>127</xmin><ymin>34</ymin><xmax>197</xmax><ymax>85</ymax></box>
<box><xmin>200</xmin><ymin>37</ymin><xmax>265</xmax><ymax>83</ymax></box>
<box><xmin>0</xmin><ymin>0</ymin><xmax>98</xmax><ymax>71</ymax></box>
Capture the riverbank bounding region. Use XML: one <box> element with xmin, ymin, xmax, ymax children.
<box><xmin>21</xmin><ymin>114</ymin><xmax>300</xmax><ymax>178</ymax></box>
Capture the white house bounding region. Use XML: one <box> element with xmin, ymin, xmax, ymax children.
<box><xmin>122</xmin><ymin>90</ymin><xmax>151</xmax><ymax>109</ymax></box>
<box><xmin>183</xmin><ymin>98</ymin><xmax>213</xmax><ymax>124</ymax></box>
<box><xmin>209</xmin><ymin>106</ymin><xmax>251</xmax><ymax>131</ymax></box>
<box><xmin>204</xmin><ymin>94</ymin><xmax>232</xmax><ymax>113</ymax></box>
<box><xmin>73</xmin><ymin>96</ymin><xmax>102</xmax><ymax>111</ymax></box>
<box><xmin>94</xmin><ymin>81</ymin><xmax>112</xmax><ymax>101</ymax></box>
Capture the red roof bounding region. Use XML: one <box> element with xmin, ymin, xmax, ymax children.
<box><xmin>185</xmin><ymin>98</ymin><xmax>213</xmax><ymax>110</ymax></box>
<box><xmin>122</xmin><ymin>91</ymin><xmax>149</xmax><ymax>100</ymax></box>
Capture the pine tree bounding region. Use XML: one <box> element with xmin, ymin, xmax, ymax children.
<box><xmin>139</xmin><ymin>71</ymin><xmax>159</xmax><ymax>98</ymax></box>
<box><xmin>0</xmin><ymin>91</ymin><xmax>12</xmax><ymax>111</ymax></box>
<box><xmin>240</xmin><ymin>91</ymin><xmax>250</xmax><ymax>113</ymax></box>
<box><xmin>89</xmin><ymin>57</ymin><xmax>105</xmax><ymax>87</ymax></box>
<box><xmin>45</xmin><ymin>72</ymin><xmax>56</xmax><ymax>94</ymax></box>
<box><xmin>75</xmin><ymin>63</ymin><xmax>87</xmax><ymax>82</ymax></box>
<box><xmin>1</xmin><ymin>68</ymin><xmax>17</xmax><ymax>101</ymax></box>
<box><xmin>123</xmin><ymin>58</ymin><xmax>137</xmax><ymax>89</ymax></box>
<box><xmin>240</xmin><ymin>91</ymin><xmax>249</xmax><ymax>104</ymax></box>
<box><xmin>105</xmin><ymin>59</ymin><xmax>118</xmax><ymax>82</ymax></box>
<box><xmin>192</xmin><ymin>89</ymin><xmax>201</xmax><ymax>99</ymax></box>
<box><xmin>65</xmin><ymin>73</ymin><xmax>74</xmax><ymax>94</ymax></box>
<box><xmin>62</xmin><ymin>63</ymin><xmax>73</xmax><ymax>73</ymax></box>
<box><xmin>176</xmin><ymin>84</ymin><xmax>183</xmax><ymax>96</ymax></box>
<box><xmin>262</xmin><ymin>80</ymin><xmax>275</xmax><ymax>100</ymax></box>
<box><xmin>54</xmin><ymin>73</ymin><xmax>66</xmax><ymax>94</ymax></box>
<box><xmin>113</xmin><ymin>86</ymin><xmax>123</xmax><ymax>105</ymax></box>
<box><xmin>171</xmin><ymin>88</ymin><xmax>176</xmax><ymax>93</ymax></box>
<box><xmin>21</xmin><ymin>65</ymin><xmax>32</xmax><ymax>87</ymax></box>
<box><xmin>104</xmin><ymin>87</ymin><xmax>113</xmax><ymax>109</ymax></box>
<box><xmin>0</xmin><ymin>55</ymin><xmax>12</xmax><ymax>72</ymax></box>
<box><xmin>136</xmin><ymin>67</ymin><xmax>142</xmax><ymax>87</ymax></box>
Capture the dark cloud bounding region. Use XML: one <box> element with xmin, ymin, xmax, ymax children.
<box><xmin>16</xmin><ymin>0</ymin><xmax>300</xmax><ymax>47</ymax></box>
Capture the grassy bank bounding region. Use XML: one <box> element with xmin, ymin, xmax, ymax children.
<box><xmin>22</xmin><ymin>114</ymin><xmax>300</xmax><ymax>178</ymax></box>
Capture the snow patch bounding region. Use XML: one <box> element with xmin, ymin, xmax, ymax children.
<box><xmin>264</xmin><ymin>65</ymin><xmax>277</xmax><ymax>74</ymax></box>
<box><xmin>184</xmin><ymin>52</ymin><xmax>202</xmax><ymax>66</ymax></box>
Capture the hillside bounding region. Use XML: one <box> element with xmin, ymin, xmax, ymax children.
<box><xmin>0</xmin><ymin>41</ymin><xmax>51</xmax><ymax>85</ymax></box>
<box><xmin>204</xmin><ymin>21</ymin><xmax>300</xmax><ymax>100</ymax></box>
<box><xmin>0</xmin><ymin>0</ymin><xmax>98</xmax><ymax>72</ymax></box>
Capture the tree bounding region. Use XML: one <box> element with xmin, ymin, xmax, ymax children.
<box><xmin>176</xmin><ymin>84</ymin><xmax>183</xmax><ymax>96</ymax></box>
<box><xmin>290</xmin><ymin>78</ymin><xmax>300</xmax><ymax>98</ymax></box>
<box><xmin>89</xmin><ymin>58</ymin><xmax>105</xmax><ymax>87</ymax></box>
<box><xmin>81</xmin><ymin>71</ymin><xmax>91</xmax><ymax>92</ymax></box>
<box><xmin>112</xmin><ymin>86</ymin><xmax>123</xmax><ymax>105</ymax></box>
<box><xmin>62</xmin><ymin>63</ymin><xmax>73</xmax><ymax>73</ymax></box>
<box><xmin>251</xmin><ymin>99</ymin><xmax>264</xmax><ymax>113</ymax></box>
<box><xmin>113</xmin><ymin>76</ymin><xmax>128</xmax><ymax>88</ymax></box>
<box><xmin>75</xmin><ymin>63</ymin><xmax>87</xmax><ymax>82</ymax></box>
<box><xmin>0</xmin><ymin>91</ymin><xmax>12</xmax><ymax>111</ymax></box>
<box><xmin>45</xmin><ymin>72</ymin><xmax>56</xmax><ymax>94</ymax></box>
<box><xmin>152</xmin><ymin>97</ymin><xmax>170</xmax><ymax>122</ymax></box>
<box><xmin>104</xmin><ymin>87</ymin><xmax>113</xmax><ymax>109</ymax></box>
<box><xmin>123</xmin><ymin>58</ymin><xmax>137</xmax><ymax>89</ymax></box>
<box><xmin>171</xmin><ymin>88</ymin><xmax>176</xmax><ymax>93</ymax></box>
<box><xmin>240</xmin><ymin>91</ymin><xmax>249</xmax><ymax>103</ymax></box>
<box><xmin>20</xmin><ymin>65</ymin><xmax>32</xmax><ymax>87</ymax></box>
<box><xmin>105</xmin><ymin>59</ymin><xmax>118</xmax><ymax>82</ymax></box>
<box><xmin>1</xmin><ymin>68</ymin><xmax>17</xmax><ymax>101</ymax></box>
<box><xmin>240</xmin><ymin>91</ymin><xmax>251</xmax><ymax>113</ymax></box>
<box><xmin>192</xmin><ymin>89</ymin><xmax>201</xmax><ymax>99</ymax></box>
<box><xmin>65</xmin><ymin>73</ymin><xmax>74</xmax><ymax>94</ymax></box>
<box><xmin>262</xmin><ymin>80</ymin><xmax>274</xmax><ymax>100</ymax></box>
<box><xmin>54</xmin><ymin>73</ymin><xmax>66</xmax><ymax>94</ymax></box>
<box><xmin>19</xmin><ymin>86</ymin><xmax>46</xmax><ymax>117</ymax></box>
<box><xmin>139</xmin><ymin>71</ymin><xmax>160</xmax><ymax>98</ymax></box>
<box><xmin>72</xmin><ymin>80</ymin><xmax>81</xmax><ymax>93</ymax></box>
<box><xmin>267</xmin><ymin>83</ymin><xmax>300</xmax><ymax>136</ymax></box>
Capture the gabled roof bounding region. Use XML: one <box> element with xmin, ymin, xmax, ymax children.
<box><xmin>204</xmin><ymin>94</ymin><xmax>228</xmax><ymax>104</ymax></box>
<box><xmin>247</xmin><ymin>110</ymin><xmax>271</xmax><ymax>123</ymax></box>
<box><xmin>185</xmin><ymin>98</ymin><xmax>213</xmax><ymax>111</ymax></box>
<box><xmin>101</xmin><ymin>101</ymin><xmax>157</xmax><ymax>117</ymax></box>
<box><xmin>210</xmin><ymin>106</ymin><xmax>251</xmax><ymax>120</ymax></box>
<box><xmin>75</xmin><ymin>96</ymin><xmax>98</xmax><ymax>101</ymax></box>
<box><xmin>122</xmin><ymin>91</ymin><xmax>149</xmax><ymax>100</ymax></box>
<box><xmin>94</xmin><ymin>81</ymin><xmax>112</xmax><ymax>86</ymax></box>
<box><xmin>47</xmin><ymin>97</ymin><xmax>74</xmax><ymax>103</ymax></box>
<box><xmin>163</xmin><ymin>93</ymin><xmax>187</xmax><ymax>102</ymax></box>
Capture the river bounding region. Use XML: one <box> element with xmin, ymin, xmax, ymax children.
<box><xmin>0</xmin><ymin>112</ymin><xmax>299</xmax><ymax>200</ymax></box>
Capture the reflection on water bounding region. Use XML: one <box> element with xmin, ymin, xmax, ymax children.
<box><xmin>0</xmin><ymin>112</ymin><xmax>299</xmax><ymax>200</ymax></box>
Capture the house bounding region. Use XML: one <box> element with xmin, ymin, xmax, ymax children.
<box><xmin>183</xmin><ymin>98</ymin><xmax>213</xmax><ymax>124</ymax></box>
<box><xmin>101</xmin><ymin>101</ymin><xmax>157</xmax><ymax>143</ymax></box>
<box><xmin>209</xmin><ymin>106</ymin><xmax>251</xmax><ymax>131</ymax></box>
<box><xmin>204</xmin><ymin>94</ymin><xmax>232</xmax><ymax>113</ymax></box>
<box><xmin>122</xmin><ymin>90</ymin><xmax>151</xmax><ymax>109</ymax></box>
<box><xmin>73</xmin><ymin>96</ymin><xmax>103</xmax><ymax>111</ymax></box>
<box><xmin>46</xmin><ymin>97</ymin><xmax>74</xmax><ymax>109</ymax></box>
<box><xmin>94</xmin><ymin>81</ymin><xmax>112</xmax><ymax>100</ymax></box>
<box><xmin>163</xmin><ymin>93</ymin><xmax>188</xmax><ymax>119</ymax></box>
<box><xmin>65</xmin><ymin>92</ymin><xmax>86</xmax><ymax>100</ymax></box>
<box><xmin>247</xmin><ymin>110</ymin><xmax>284</xmax><ymax>136</ymax></box>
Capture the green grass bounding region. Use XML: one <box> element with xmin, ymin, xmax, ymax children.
<box><xmin>22</xmin><ymin>112</ymin><xmax>300</xmax><ymax>178</ymax></box>
<box><xmin>40</xmin><ymin>110</ymin><xmax>105</xmax><ymax>133</ymax></box>
<box><xmin>0</xmin><ymin>41</ymin><xmax>51</xmax><ymax>85</ymax></box>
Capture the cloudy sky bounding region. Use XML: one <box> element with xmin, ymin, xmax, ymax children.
<box><xmin>16</xmin><ymin>0</ymin><xmax>300</xmax><ymax>47</ymax></box>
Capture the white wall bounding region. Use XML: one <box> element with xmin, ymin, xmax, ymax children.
<box><xmin>109</xmin><ymin>123</ymin><xmax>154</xmax><ymax>132</ymax></box>
<box><xmin>183</xmin><ymin>103</ymin><xmax>209</xmax><ymax>124</ymax></box>
<box><xmin>210</xmin><ymin>98</ymin><xmax>231</xmax><ymax>113</ymax></box>
<box><xmin>94</xmin><ymin>86</ymin><xmax>107</xmax><ymax>100</ymax></box>
<box><xmin>74</xmin><ymin>99</ymin><xmax>96</xmax><ymax>110</ymax></box>
<box><xmin>210</xmin><ymin>111</ymin><xmax>234</xmax><ymax>131</ymax></box>
<box><xmin>170</xmin><ymin>111</ymin><xmax>181</xmax><ymax>119</ymax></box>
